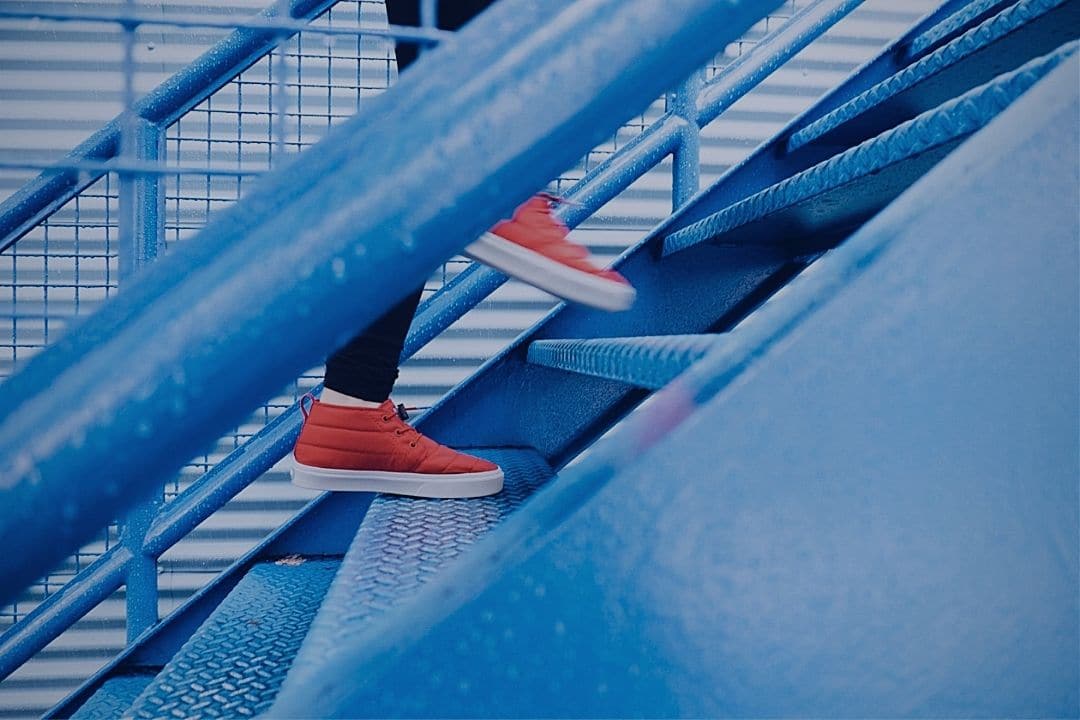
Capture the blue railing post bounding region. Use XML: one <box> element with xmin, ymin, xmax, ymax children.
<box><xmin>117</xmin><ymin>5</ymin><xmax>166</xmax><ymax>640</ymax></box>
<box><xmin>671</xmin><ymin>70</ymin><xmax>703</xmax><ymax>209</ymax></box>
<box><xmin>121</xmin><ymin>495</ymin><xmax>161</xmax><ymax>642</ymax></box>
<box><xmin>118</xmin><ymin>119</ymin><xmax>166</xmax><ymax>279</ymax></box>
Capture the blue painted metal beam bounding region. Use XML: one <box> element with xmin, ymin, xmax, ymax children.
<box><xmin>0</xmin><ymin>0</ymin><xmax>341</xmax><ymax>253</ymax></box>
<box><xmin>527</xmin><ymin>335</ymin><xmax>720</xmax><ymax>390</ymax></box>
<box><xmin>266</xmin><ymin>56</ymin><xmax>1079</xmax><ymax>717</ymax></box>
<box><xmin>0</xmin><ymin>0</ymin><xmax>782</xmax><ymax>609</ymax></box>
<box><xmin>663</xmin><ymin>42</ymin><xmax>1078</xmax><ymax>256</ymax></box>
<box><xmin>787</xmin><ymin>0</ymin><xmax>1079</xmax><ymax>152</ymax></box>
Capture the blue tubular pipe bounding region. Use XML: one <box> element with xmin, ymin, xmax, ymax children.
<box><xmin>0</xmin><ymin>547</ymin><xmax>132</xmax><ymax>681</ymax></box>
<box><xmin>696</xmin><ymin>0</ymin><xmax>866</xmax><ymax>125</ymax></box>
<box><xmin>0</xmin><ymin>0</ymin><xmax>781</xmax><ymax>607</ymax></box>
<box><xmin>0</xmin><ymin>0</ymin><xmax>340</xmax><ymax>252</ymax></box>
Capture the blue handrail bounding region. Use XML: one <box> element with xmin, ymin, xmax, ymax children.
<box><xmin>0</xmin><ymin>0</ymin><xmax>867</xmax><ymax>679</ymax></box>
<box><xmin>0</xmin><ymin>0</ymin><xmax>783</xmax><ymax>608</ymax></box>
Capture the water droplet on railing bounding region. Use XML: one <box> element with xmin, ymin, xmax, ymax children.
<box><xmin>146</xmin><ymin>41</ymin><xmax>156</xmax><ymax>52</ymax></box>
<box><xmin>331</xmin><ymin>257</ymin><xmax>346</xmax><ymax>281</ymax></box>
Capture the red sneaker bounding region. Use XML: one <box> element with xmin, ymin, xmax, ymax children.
<box><xmin>290</xmin><ymin>397</ymin><xmax>503</xmax><ymax>498</ymax></box>
<box><xmin>465</xmin><ymin>194</ymin><xmax>636</xmax><ymax>312</ymax></box>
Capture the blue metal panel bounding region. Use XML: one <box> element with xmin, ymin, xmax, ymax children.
<box><xmin>121</xmin><ymin>560</ymin><xmax>339</xmax><ymax>720</ymax></box>
<box><xmin>70</xmin><ymin>674</ymin><xmax>155</xmax><ymax>720</ymax></box>
<box><xmin>527</xmin><ymin>335</ymin><xmax>719</xmax><ymax>390</ymax></box>
<box><xmin>0</xmin><ymin>0</ymin><xmax>782</xmax><ymax>608</ymax></box>
<box><xmin>787</xmin><ymin>0</ymin><xmax>1079</xmax><ymax>151</ymax></box>
<box><xmin>274</xmin><ymin>449</ymin><xmax>554</xmax><ymax>715</ymax></box>
<box><xmin>664</xmin><ymin>42</ymin><xmax>1077</xmax><ymax>256</ymax></box>
<box><xmin>271</xmin><ymin>57</ymin><xmax>1079</xmax><ymax>718</ymax></box>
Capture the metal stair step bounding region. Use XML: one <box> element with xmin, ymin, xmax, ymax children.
<box><xmin>70</xmin><ymin>674</ymin><xmax>155</xmax><ymax>720</ymax></box>
<box><xmin>273</xmin><ymin>448</ymin><xmax>555</xmax><ymax>710</ymax></box>
<box><xmin>662</xmin><ymin>42</ymin><xmax>1077</xmax><ymax>258</ymax></box>
<box><xmin>527</xmin><ymin>335</ymin><xmax>720</xmax><ymax>390</ymax></box>
<box><xmin>787</xmin><ymin>0</ymin><xmax>1078</xmax><ymax>151</ymax></box>
<box><xmin>909</xmin><ymin>0</ymin><xmax>1020</xmax><ymax>57</ymax></box>
<box><xmin>118</xmin><ymin>558</ymin><xmax>340</xmax><ymax>720</ymax></box>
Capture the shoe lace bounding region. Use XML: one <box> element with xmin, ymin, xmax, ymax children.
<box><xmin>382</xmin><ymin>403</ymin><xmax>422</xmax><ymax>447</ymax></box>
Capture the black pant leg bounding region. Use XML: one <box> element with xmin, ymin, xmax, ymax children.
<box><xmin>322</xmin><ymin>0</ymin><xmax>498</xmax><ymax>402</ymax></box>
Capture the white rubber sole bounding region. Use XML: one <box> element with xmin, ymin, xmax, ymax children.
<box><xmin>290</xmin><ymin>456</ymin><xmax>504</xmax><ymax>498</ymax></box>
<box><xmin>464</xmin><ymin>232</ymin><xmax>636</xmax><ymax>312</ymax></box>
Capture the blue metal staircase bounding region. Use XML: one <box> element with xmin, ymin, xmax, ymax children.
<box><xmin>0</xmin><ymin>0</ymin><xmax>1076</xmax><ymax>716</ymax></box>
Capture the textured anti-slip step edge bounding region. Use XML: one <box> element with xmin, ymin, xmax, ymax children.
<box><xmin>663</xmin><ymin>42</ymin><xmax>1077</xmax><ymax>257</ymax></box>
<box><xmin>120</xmin><ymin>559</ymin><xmax>339</xmax><ymax>720</ymax></box>
<box><xmin>276</xmin><ymin>448</ymin><xmax>555</xmax><ymax>702</ymax></box>
<box><xmin>527</xmin><ymin>335</ymin><xmax>720</xmax><ymax>390</ymax></box>
<box><xmin>70</xmin><ymin>674</ymin><xmax>155</xmax><ymax>720</ymax></box>
<box><xmin>910</xmin><ymin>0</ymin><xmax>1019</xmax><ymax>57</ymax></box>
<box><xmin>788</xmin><ymin>0</ymin><xmax>1071</xmax><ymax>151</ymax></box>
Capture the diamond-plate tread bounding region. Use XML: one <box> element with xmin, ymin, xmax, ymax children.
<box><xmin>788</xmin><ymin>0</ymin><xmax>1072</xmax><ymax>151</ymax></box>
<box><xmin>528</xmin><ymin>334</ymin><xmax>720</xmax><ymax>390</ymax></box>
<box><xmin>122</xmin><ymin>559</ymin><xmax>340</xmax><ymax>719</ymax></box>
<box><xmin>276</xmin><ymin>448</ymin><xmax>554</xmax><ymax>702</ymax></box>
<box><xmin>663</xmin><ymin>42</ymin><xmax>1077</xmax><ymax>257</ymax></box>
<box><xmin>70</xmin><ymin>674</ymin><xmax>155</xmax><ymax>719</ymax></box>
<box><xmin>910</xmin><ymin>0</ymin><xmax>1018</xmax><ymax>57</ymax></box>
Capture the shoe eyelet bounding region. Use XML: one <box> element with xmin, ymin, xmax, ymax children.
<box><xmin>382</xmin><ymin>415</ymin><xmax>391</xmax><ymax>422</ymax></box>
<box><xmin>409</xmin><ymin>442</ymin><xmax>417</xmax><ymax>448</ymax></box>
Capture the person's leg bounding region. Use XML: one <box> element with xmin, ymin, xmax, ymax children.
<box><xmin>321</xmin><ymin>286</ymin><xmax>424</xmax><ymax>404</ymax></box>
<box><xmin>321</xmin><ymin>0</ymin><xmax>498</xmax><ymax>406</ymax></box>
<box><xmin>295</xmin><ymin>0</ymin><xmax>638</xmax><ymax>497</ymax></box>
<box><xmin>292</xmin><ymin>0</ymin><xmax>504</xmax><ymax>499</ymax></box>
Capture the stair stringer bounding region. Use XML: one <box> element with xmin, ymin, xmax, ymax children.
<box><xmin>268</xmin><ymin>56</ymin><xmax>1080</xmax><ymax>718</ymax></box>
